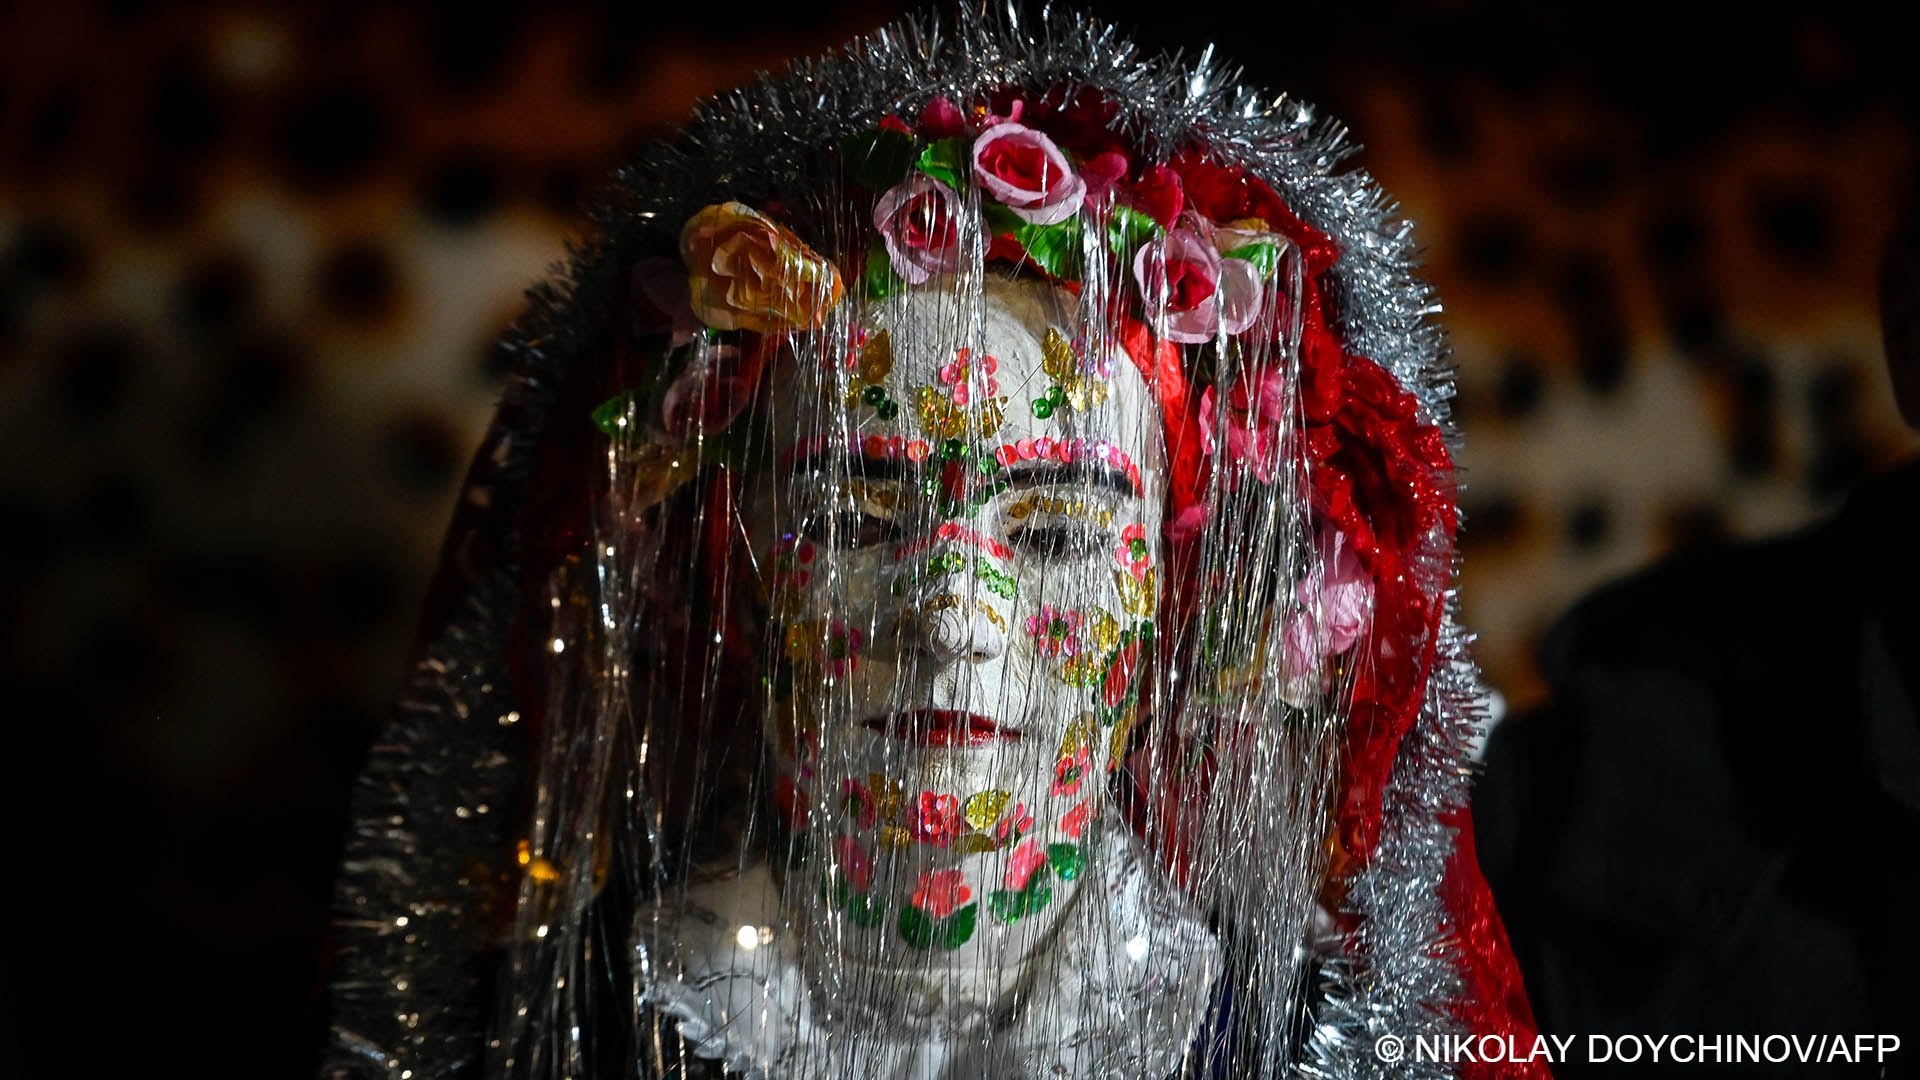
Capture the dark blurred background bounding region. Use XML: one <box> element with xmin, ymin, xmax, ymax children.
<box><xmin>2</xmin><ymin>1</ymin><xmax>1914</xmax><ymax>1076</ymax></box>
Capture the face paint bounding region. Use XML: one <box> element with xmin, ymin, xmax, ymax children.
<box><xmin>746</xmin><ymin>276</ymin><xmax>1162</xmax><ymax>993</ymax></box>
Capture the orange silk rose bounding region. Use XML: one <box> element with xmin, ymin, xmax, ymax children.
<box><xmin>679</xmin><ymin>202</ymin><xmax>844</xmax><ymax>332</ymax></box>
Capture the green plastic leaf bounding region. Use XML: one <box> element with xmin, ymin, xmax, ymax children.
<box><xmin>940</xmin><ymin>902</ymin><xmax>979</xmax><ymax>949</ymax></box>
<box><xmin>591</xmin><ymin>390</ymin><xmax>642</xmax><ymax>437</ymax></box>
<box><xmin>1107</xmin><ymin>205</ymin><xmax>1163</xmax><ymax>257</ymax></box>
<box><xmin>1047</xmin><ymin>843</ymin><xmax>1084</xmax><ymax>882</ymax></box>
<box><xmin>1221</xmin><ymin>242</ymin><xmax>1282</xmax><ymax>278</ymax></box>
<box><xmin>982</xmin><ymin>201</ymin><xmax>1025</xmax><ymax>237</ymax></box>
<box><xmin>864</xmin><ymin>236</ymin><xmax>899</xmax><ymax>300</ymax></box>
<box><xmin>1014</xmin><ymin>217</ymin><xmax>1084</xmax><ymax>279</ymax></box>
<box><xmin>916</xmin><ymin>137</ymin><xmax>971</xmax><ymax>190</ymax></box>
<box><xmin>842</xmin><ymin>128</ymin><xmax>919</xmax><ymax>191</ymax></box>
<box><xmin>846</xmin><ymin>891</ymin><xmax>887</xmax><ymax>928</ymax></box>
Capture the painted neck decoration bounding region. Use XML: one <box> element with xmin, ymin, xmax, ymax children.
<box><xmin>647</xmin><ymin>806</ymin><xmax>1221</xmax><ymax>1079</ymax></box>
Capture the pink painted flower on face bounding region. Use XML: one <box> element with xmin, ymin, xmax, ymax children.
<box><xmin>1005</xmin><ymin>839</ymin><xmax>1048</xmax><ymax>891</ymax></box>
<box><xmin>771</xmin><ymin>536</ymin><xmax>815</xmax><ymax>593</ymax></box>
<box><xmin>1060</xmin><ymin>800</ymin><xmax>1091</xmax><ymax>840</ymax></box>
<box><xmin>911</xmin><ymin>868</ymin><xmax>972</xmax><ymax>917</ymax></box>
<box><xmin>971</xmin><ymin>122</ymin><xmax>1086</xmax><ymax>226</ymax></box>
<box><xmin>1051</xmin><ymin>745</ymin><xmax>1092</xmax><ymax>797</ymax></box>
<box><xmin>836</xmin><ymin>836</ymin><xmax>874</xmax><ymax>892</ymax></box>
<box><xmin>1115</xmin><ymin>524</ymin><xmax>1151</xmax><ymax>581</ymax></box>
<box><xmin>873</xmin><ymin>174</ymin><xmax>964</xmax><ymax>284</ymax></box>
<box><xmin>911</xmin><ymin>791</ymin><xmax>965</xmax><ymax>846</ymax></box>
<box><xmin>1023</xmin><ymin>605</ymin><xmax>1083</xmax><ymax>657</ymax></box>
<box><xmin>1101</xmin><ymin>639</ymin><xmax>1144</xmax><ymax>710</ymax></box>
<box><xmin>994</xmin><ymin>802</ymin><xmax>1035</xmax><ymax>842</ymax></box>
<box><xmin>820</xmin><ymin>620</ymin><xmax>865</xmax><ymax>677</ymax></box>
<box><xmin>840</xmin><ymin>776</ymin><xmax>877</xmax><ymax>829</ymax></box>
<box><xmin>1133</xmin><ymin>227</ymin><xmax>1263</xmax><ymax>344</ymax></box>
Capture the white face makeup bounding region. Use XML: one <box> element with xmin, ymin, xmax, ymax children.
<box><xmin>746</xmin><ymin>276</ymin><xmax>1163</xmax><ymax>998</ymax></box>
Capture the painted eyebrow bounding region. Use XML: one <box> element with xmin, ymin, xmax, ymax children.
<box><xmin>999</xmin><ymin>460</ymin><xmax>1137</xmax><ymax>500</ymax></box>
<box><xmin>780</xmin><ymin>447</ymin><xmax>1139</xmax><ymax>498</ymax></box>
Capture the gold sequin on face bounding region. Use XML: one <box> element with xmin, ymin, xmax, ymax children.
<box><xmin>867</xmin><ymin>774</ymin><xmax>905</xmax><ymax>821</ymax></box>
<box><xmin>858</xmin><ymin>330</ymin><xmax>894</xmax><ymax>385</ymax></box>
<box><xmin>1058</xmin><ymin>714</ymin><xmax>1098</xmax><ymax>758</ymax></box>
<box><xmin>913</xmin><ymin>593</ymin><xmax>1009</xmax><ymax>632</ymax></box>
<box><xmin>962</xmin><ymin>790</ymin><xmax>1013</xmax><ymax>830</ymax></box>
<box><xmin>1002</xmin><ymin>493</ymin><xmax>1115</xmax><ymax>528</ymax></box>
<box><xmin>1113</xmin><ymin>567</ymin><xmax>1157</xmax><ymax>617</ymax></box>
<box><xmin>1041</xmin><ymin>328</ymin><xmax>1110</xmax><ymax>410</ymax></box>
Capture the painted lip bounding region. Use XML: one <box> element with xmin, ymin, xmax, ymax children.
<box><xmin>862</xmin><ymin>710</ymin><xmax>1021</xmax><ymax>748</ymax></box>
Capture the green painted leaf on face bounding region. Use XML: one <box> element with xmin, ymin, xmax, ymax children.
<box><xmin>987</xmin><ymin>863</ymin><xmax>1055</xmax><ymax>924</ymax></box>
<box><xmin>842</xmin><ymin>128</ymin><xmax>919</xmax><ymax>191</ymax></box>
<box><xmin>916</xmin><ymin>137</ymin><xmax>971</xmax><ymax>190</ymax></box>
<box><xmin>846</xmin><ymin>891</ymin><xmax>887</xmax><ymax>928</ymax></box>
<box><xmin>940</xmin><ymin>902</ymin><xmax>979</xmax><ymax>949</ymax></box>
<box><xmin>1221</xmin><ymin>242</ymin><xmax>1282</xmax><ymax>278</ymax></box>
<box><xmin>1047</xmin><ymin>843</ymin><xmax>1084</xmax><ymax>882</ymax></box>
<box><xmin>987</xmin><ymin>889</ymin><xmax>1022</xmax><ymax>923</ymax></box>
<box><xmin>898</xmin><ymin>905</ymin><xmax>935</xmax><ymax>949</ymax></box>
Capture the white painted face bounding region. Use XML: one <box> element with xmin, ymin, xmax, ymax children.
<box><xmin>746</xmin><ymin>275</ymin><xmax>1163</xmax><ymax>995</ymax></box>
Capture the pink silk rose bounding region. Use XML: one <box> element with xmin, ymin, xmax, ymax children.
<box><xmin>1197</xmin><ymin>366</ymin><xmax>1288</xmax><ymax>483</ymax></box>
<box><xmin>1078</xmin><ymin>150</ymin><xmax>1130</xmax><ymax>210</ymax></box>
<box><xmin>873</xmin><ymin>174</ymin><xmax>963</xmax><ymax>284</ymax></box>
<box><xmin>1282</xmin><ymin>525</ymin><xmax>1374</xmax><ymax>674</ymax></box>
<box><xmin>657</xmin><ymin>340</ymin><xmax>748</xmax><ymax>446</ymax></box>
<box><xmin>1133</xmin><ymin>226</ymin><xmax>1262</xmax><ymax>343</ymax></box>
<box><xmin>971</xmin><ymin>122</ymin><xmax>1086</xmax><ymax>226</ymax></box>
<box><xmin>1129</xmin><ymin>163</ymin><xmax>1185</xmax><ymax>228</ymax></box>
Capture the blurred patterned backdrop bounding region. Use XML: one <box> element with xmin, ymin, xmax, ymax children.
<box><xmin>2</xmin><ymin>1</ymin><xmax>1914</xmax><ymax>1075</ymax></box>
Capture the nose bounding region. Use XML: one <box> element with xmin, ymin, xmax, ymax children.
<box><xmin>913</xmin><ymin>594</ymin><xmax>1008</xmax><ymax>665</ymax></box>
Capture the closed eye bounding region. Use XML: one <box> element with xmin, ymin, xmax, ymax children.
<box><xmin>1006</xmin><ymin>522</ymin><xmax>1108</xmax><ymax>560</ymax></box>
<box><xmin>809</xmin><ymin>509</ymin><xmax>899</xmax><ymax>549</ymax></box>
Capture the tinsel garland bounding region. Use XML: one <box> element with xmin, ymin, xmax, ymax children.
<box><xmin>325</xmin><ymin>6</ymin><xmax>1502</xmax><ymax>1078</ymax></box>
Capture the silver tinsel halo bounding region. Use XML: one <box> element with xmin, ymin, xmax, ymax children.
<box><xmin>325</xmin><ymin>6</ymin><xmax>1495</xmax><ymax>1079</ymax></box>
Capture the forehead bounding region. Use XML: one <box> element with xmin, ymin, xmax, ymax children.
<box><xmin>802</xmin><ymin>277</ymin><xmax>1160</xmax><ymax>480</ymax></box>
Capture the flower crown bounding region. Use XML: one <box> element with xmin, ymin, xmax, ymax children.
<box><xmin>608</xmin><ymin>93</ymin><xmax>1357</xmax><ymax>527</ymax></box>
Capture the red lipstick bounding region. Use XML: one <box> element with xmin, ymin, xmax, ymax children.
<box><xmin>863</xmin><ymin>710</ymin><xmax>1021</xmax><ymax>748</ymax></box>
